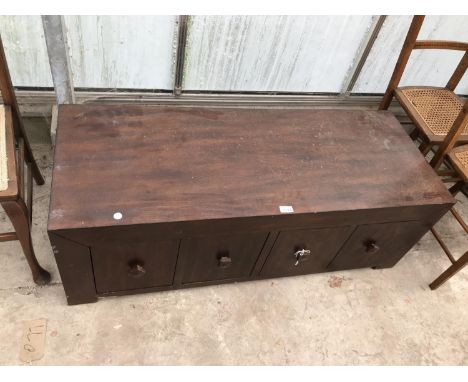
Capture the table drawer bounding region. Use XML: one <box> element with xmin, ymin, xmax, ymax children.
<box><xmin>260</xmin><ymin>226</ymin><xmax>354</xmax><ymax>278</ymax></box>
<box><xmin>180</xmin><ymin>232</ymin><xmax>268</xmax><ymax>284</ymax></box>
<box><xmin>327</xmin><ymin>220</ymin><xmax>430</xmax><ymax>271</ymax></box>
<box><xmin>91</xmin><ymin>239</ymin><xmax>180</xmax><ymax>293</ymax></box>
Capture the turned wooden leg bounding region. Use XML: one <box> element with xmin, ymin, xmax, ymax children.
<box><xmin>1</xmin><ymin>199</ymin><xmax>51</xmax><ymax>285</ymax></box>
<box><xmin>430</xmin><ymin>251</ymin><xmax>468</xmax><ymax>290</ymax></box>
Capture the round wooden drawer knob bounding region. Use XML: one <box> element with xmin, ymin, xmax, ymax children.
<box><xmin>365</xmin><ymin>241</ymin><xmax>380</xmax><ymax>254</ymax></box>
<box><xmin>128</xmin><ymin>260</ymin><xmax>146</xmax><ymax>277</ymax></box>
<box><xmin>218</xmin><ymin>254</ymin><xmax>232</xmax><ymax>268</ymax></box>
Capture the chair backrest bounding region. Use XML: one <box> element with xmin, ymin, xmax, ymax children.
<box><xmin>379</xmin><ymin>15</ymin><xmax>468</xmax><ymax>110</ymax></box>
<box><xmin>0</xmin><ymin>33</ymin><xmax>24</xmax><ymax>140</ymax></box>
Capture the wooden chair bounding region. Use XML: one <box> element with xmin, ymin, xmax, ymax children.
<box><xmin>379</xmin><ymin>15</ymin><xmax>468</xmax><ymax>157</ymax></box>
<box><xmin>0</xmin><ymin>34</ymin><xmax>51</xmax><ymax>285</ymax></box>
<box><xmin>380</xmin><ymin>16</ymin><xmax>468</xmax><ymax>289</ymax></box>
<box><xmin>426</xmin><ymin>100</ymin><xmax>468</xmax><ymax>289</ymax></box>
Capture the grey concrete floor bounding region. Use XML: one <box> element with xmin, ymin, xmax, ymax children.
<box><xmin>0</xmin><ymin>120</ymin><xmax>467</xmax><ymax>365</ymax></box>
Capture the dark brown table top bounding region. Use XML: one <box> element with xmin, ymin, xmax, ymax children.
<box><xmin>48</xmin><ymin>105</ymin><xmax>453</xmax><ymax>231</ymax></box>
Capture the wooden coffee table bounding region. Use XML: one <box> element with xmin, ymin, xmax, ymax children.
<box><xmin>48</xmin><ymin>106</ymin><xmax>454</xmax><ymax>305</ymax></box>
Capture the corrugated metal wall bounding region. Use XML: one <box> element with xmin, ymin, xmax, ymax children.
<box><xmin>0</xmin><ymin>15</ymin><xmax>467</xmax><ymax>95</ymax></box>
<box><xmin>183</xmin><ymin>16</ymin><xmax>374</xmax><ymax>92</ymax></box>
<box><xmin>0</xmin><ymin>15</ymin><xmax>52</xmax><ymax>87</ymax></box>
<box><xmin>64</xmin><ymin>16</ymin><xmax>177</xmax><ymax>89</ymax></box>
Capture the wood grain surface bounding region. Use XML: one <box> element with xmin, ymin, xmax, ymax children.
<box><xmin>49</xmin><ymin>105</ymin><xmax>453</xmax><ymax>231</ymax></box>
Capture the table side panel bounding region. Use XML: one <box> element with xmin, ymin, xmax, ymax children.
<box><xmin>48</xmin><ymin>232</ymin><xmax>97</xmax><ymax>305</ymax></box>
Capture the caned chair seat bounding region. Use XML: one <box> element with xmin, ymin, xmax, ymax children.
<box><xmin>448</xmin><ymin>145</ymin><xmax>468</xmax><ymax>182</ymax></box>
<box><xmin>395</xmin><ymin>87</ymin><xmax>468</xmax><ymax>144</ymax></box>
<box><xmin>0</xmin><ymin>105</ymin><xmax>17</xmax><ymax>198</ymax></box>
<box><xmin>0</xmin><ymin>105</ymin><xmax>9</xmax><ymax>191</ymax></box>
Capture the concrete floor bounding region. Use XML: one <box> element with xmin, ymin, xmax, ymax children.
<box><xmin>0</xmin><ymin>120</ymin><xmax>467</xmax><ymax>365</ymax></box>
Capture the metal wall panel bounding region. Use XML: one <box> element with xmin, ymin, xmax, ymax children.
<box><xmin>183</xmin><ymin>16</ymin><xmax>374</xmax><ymax>92</ymax></box>
<box><xmin>0</xmin><ymin>15</ymin><xmax>53</xmax><ymax>87</ymax></box>
<box><xmin>64</xmin><ymin>16</ymin><xmax>177</xmax><ymax>89</ymax></box>
<box><xmin>1</xmin><ymin>15</ymin><xmax>467</xmax><ymax>95</ymax></box>
<box><xmin>353</xmin><ymin>16</ymin><xmax>468</xmax><ymax>95</ymax></box>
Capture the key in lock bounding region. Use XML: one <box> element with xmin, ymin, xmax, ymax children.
<box><xmin>293</xmin><ymin>249</ymin><xmax>311</xmax><ymax>266</ymax></box>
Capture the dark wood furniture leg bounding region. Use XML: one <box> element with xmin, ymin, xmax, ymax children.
<box><xmin>1</xmin><ymin>199</ymin><xmax>51</xmax><ymax>285</ymax></box>
<box><xmin>48</xmin><ymin>232</ymin><xmax>97</xmax><ymax>305</ymax></box>
<box><xmin>430</xmin><ymin>250</ymin><xmax>468</xmax><ymax>290</ymax></box>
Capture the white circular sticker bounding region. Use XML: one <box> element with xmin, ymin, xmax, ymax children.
<box><xmin>113</xmin><ymin>212</ymin><xmax>123</xmax><ymax>220</ymax></box>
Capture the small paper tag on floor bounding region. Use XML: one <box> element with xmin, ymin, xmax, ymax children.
<box><xmin>19</xmin><ymin>318</ymin><xmax>47</xmax><ymax>363</ymax></box>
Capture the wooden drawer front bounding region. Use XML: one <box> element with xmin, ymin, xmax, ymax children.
<box><xmin>327</xmin><ymin>220</ymin><xmax>429</xmax><ymax>271</ymax></box>
<box><xmin>260</xmin><ymin>226</ymin><xmax>354</xmax><ymax>278</ymax></box>
<box><xmin>92</xmin><ymin>239</ymin><xmax>180</xmax><ymax>293</ymax></box>
<box><xmin>181</xmin><ymin>233</ymin><xmax>268</xmax><ymax>284</ymax></box>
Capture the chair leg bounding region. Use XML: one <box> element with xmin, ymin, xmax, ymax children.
<box><xmin>1</xmin><ymin>198</ymin><xmax>51</xmax><ymax>285</ymax></box>
<box><xmin>430</xmin><ymin>250</ymin><xmax>468</xmax><ymax>290</ymax></box>
<box><xmin>462</xmin><ymin>183</ymin><xmax>468</xmax><ymax>198</ymax></box>
<box><xmin>449</xmin><ymin>180</ymin><xmax>465</xmax><ymax>196</ymax></box>
<box><xmin>409</xmin><ymin>127</ymin><xmax>420</xmax><ymax>140</ymax></box>
<box><xmin>419</xmin><ymin>141</ymin><xmax>432</xmax><ymax>156</ymax></box>
<box><xmin>30</xmin><ymin>153</ymin><xmax>45</xmax><ymax>186</ymax></box>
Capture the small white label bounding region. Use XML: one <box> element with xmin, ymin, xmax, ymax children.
<box><xmin>113</xmin><ymin>212</ymin><xmax>123</xmax><ymax>220</ymax></box>
<box><xmin>279</xmin><ymin>206</ymin><xmax>294</xmax><ymax>213</ymax></box>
